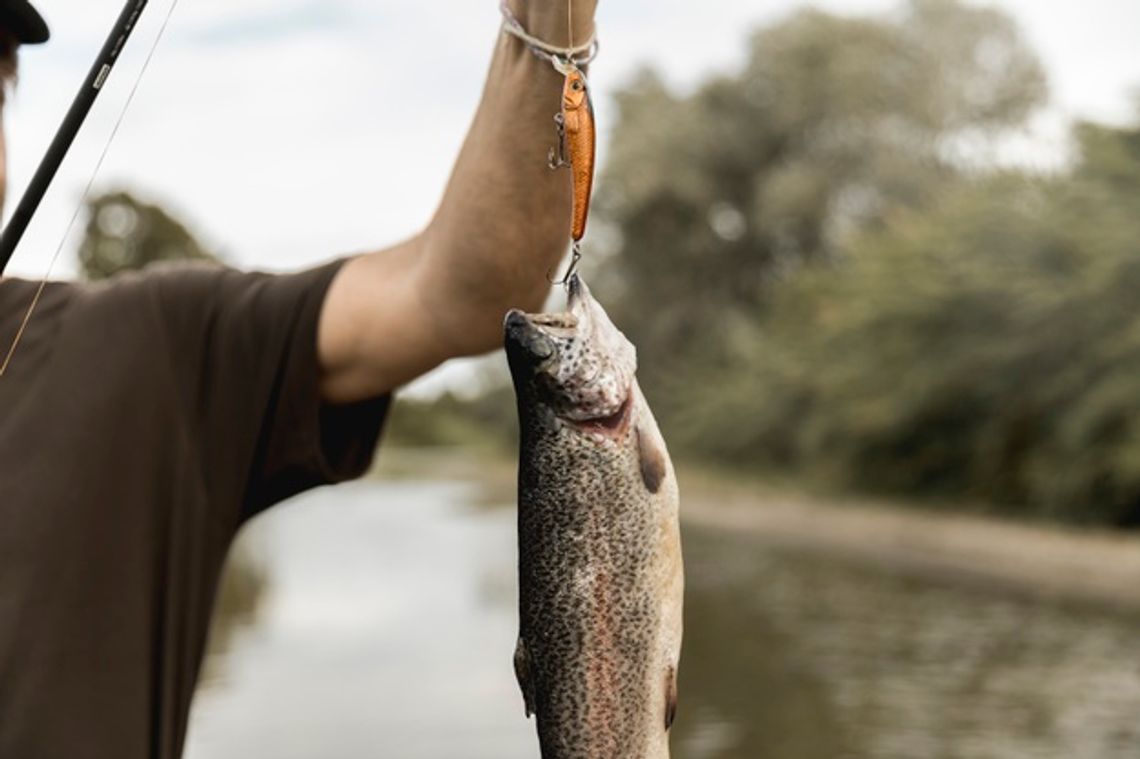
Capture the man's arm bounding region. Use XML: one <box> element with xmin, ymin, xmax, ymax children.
<box><xmin>317</xmin><ymin>0</ymin><xmax>597</xmax><ymax>404</ymax></box>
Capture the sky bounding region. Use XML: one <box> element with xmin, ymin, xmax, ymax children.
<box><xmin>2</xmin><ymin>0</ymin><xmax>1138</xmax><ymax>388</ymax></box>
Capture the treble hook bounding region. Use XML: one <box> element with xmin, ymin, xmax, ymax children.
<box><xmin>549</xmin><ymin>241</ymin><xmax>582</xmax><ymax>287</ymax></box>
<box><xmin>547</xmin><ymin>113</ymin><xmax>570</xmax><ymax>170</ymax></box>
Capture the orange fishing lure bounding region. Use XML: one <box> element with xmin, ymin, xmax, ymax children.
<box><xmin>551</xmin><ymin>68</ymin><xmax>596</xmax><ymax>242</ymax></box>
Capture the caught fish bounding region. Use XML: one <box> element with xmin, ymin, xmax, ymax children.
<box><xmin>504</xmin><ymin>275</ymin><xmax>683</xmax><ymax>759</ymax></box>
<box><xmin>550</xmin><ymin>67</ymin><xmax>596</xmax><ymax>242</ymax></box>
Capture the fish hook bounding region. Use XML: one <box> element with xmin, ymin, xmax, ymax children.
<box><xmin>548</xmin><ymin>241</ymin><xmax>582</xmax><ymax>287</ymax></box>
<box><xmin>547</xmin><ymin>113</ymin><xmax>571</xmax><ymax>170</ymax></box>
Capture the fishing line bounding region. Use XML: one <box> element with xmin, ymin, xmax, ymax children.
<box><xmin>0</xmin><ymin>0</ymin><xmax>182</xmax><ymax>378</ymax></box>
<box><xmin>499</xmin><ymin>1</ymin><xmax>597</xmax><ymax>70</ymax></box>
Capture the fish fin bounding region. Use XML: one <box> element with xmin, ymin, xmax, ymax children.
<box><xmin>513</xmin><ymin>637</ymin><xmax>536</xmax><ymax>718</ymax></box>
<box><xmin>664</xmin><ymin>665</ymin><xmax>679</xmax><ymax>731</ymax></box>
<box><xmin>637</xmin><ymin>426</ymin><xmax>668</xmax><ymax>494</ymax></box>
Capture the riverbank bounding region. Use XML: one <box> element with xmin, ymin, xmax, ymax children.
<box><xmin>374</xmin><ymin>447</ymin><xmax>1140</xmax><ymax>613</ymax></box>
<box><xmin>680</xmin><ymin>468</ymin><xmax>1140</xmax><ymax>613</ymax></box>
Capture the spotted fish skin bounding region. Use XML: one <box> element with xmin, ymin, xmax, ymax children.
<box><xmin>504</xmin><ymin>275</ymin><xmax>683</xmax><ymax>759</ymax></box>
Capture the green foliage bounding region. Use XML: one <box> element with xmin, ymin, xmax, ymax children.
<box><xmin>595</xmin><ymin>0</ymin><xmax>1046</xmax><ymax>449</ymax></box>
<box><xmin>78</xmin><ymin>190</ymin><xmax>221</xmax><ymax>280</ymax></box>
<box><xmin>685</xmin><ymin>120</ymin><xmax>1140</xmax><ymax>524</ymax></box>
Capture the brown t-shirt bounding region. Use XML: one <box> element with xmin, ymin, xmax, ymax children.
<box><xmin>0</xmin><ymin>260</ymin><xmax>388</xmax><ymax>758</ymax></box>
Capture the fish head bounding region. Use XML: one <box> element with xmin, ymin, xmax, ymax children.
<box><xmin>505</xmin><ymin>274</ymin><xmax>637</xmax><ymax>430</ymax></box>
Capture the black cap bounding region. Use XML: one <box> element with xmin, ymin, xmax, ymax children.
<box><xmin>0</xmin><ymin>0</ymin><xmax>49</xmax><ymax>44</ymax></box>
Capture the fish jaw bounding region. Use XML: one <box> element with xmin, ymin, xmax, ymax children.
<box><xmin>504</xmin><ymin>275</ymin><xmax>636</xmax><ymax>427</ymax></box>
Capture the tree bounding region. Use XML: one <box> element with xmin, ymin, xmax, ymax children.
<box><xmin>77</xmin><ymin>190</ymin><xmax>220</xmax><ymax>281</ymax></box>
<box><xmin>593</xmin><ymin>0</ymin><xmax>1047</xmax><ymax>451</ymax></box>
<box><xmin>722</xmin><ymin>116</ymin><xmax>1140</xmax><ymax>524</ymax></box>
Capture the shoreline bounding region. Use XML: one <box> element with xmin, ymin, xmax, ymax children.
<box><xmin>375</xmin><ymin>447</ymin><xmax>1140</xmax><ymax>613</ymax></box>
<box><xmin>680</xmin><ymin>470</ymin><xmax>1140</xmax><ymax>614</ymax></box>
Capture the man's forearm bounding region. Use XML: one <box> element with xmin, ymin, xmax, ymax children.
<box><xmin>318</xmin><ymin>1</ymin><xmax>598</xmax><ymax>402</ymax></box>
<box><xmin>418</xmin><ymin>1</ymin><xmax>598</xmax><ymax>353</ymax></box>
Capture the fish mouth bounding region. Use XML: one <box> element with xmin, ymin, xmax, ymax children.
<box><xmin>528</xmin><ymin>311</ymin><xmax>579</xmax><ymax>331</ymax></box>
<box><xmin>503</xmin><ymin>278</ymin><xmax>588</xmax><ymax>364</ymax></box>
<box><xmin>504</xmin><ymin>274</ymin><xmax>587</xmax><ymax>339</ymax></box>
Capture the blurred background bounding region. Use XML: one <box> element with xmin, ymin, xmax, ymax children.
<box><xmin>8</xmin><ymin>0</ymin><xmax>1140</xmax><ymax>757</ymax></box>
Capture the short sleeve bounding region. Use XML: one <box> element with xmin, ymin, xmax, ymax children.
<box><xmin>145</xmin><ymin>260</ymin><xmax>389</xmax><ymax>521</ymax></box>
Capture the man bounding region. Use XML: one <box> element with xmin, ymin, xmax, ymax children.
<box><xmin>0</xmin><ymin>0</ymin><xmax>597</xmax><ymax>755</ymax></box>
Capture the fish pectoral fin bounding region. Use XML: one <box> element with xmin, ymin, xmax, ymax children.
<box><xmin>665</xmin><ymin>665</ymin><xmax>679</xmax><ymax>731</ymax></box>
<box><xmin>637</xmin><ymin>426</ymin><xmax>668</xmax><ymax>495</ymax></box>
<box><xmin>513</xmin><ymin>637</ymin><xmax>536</xmax><ymax>718</ymax></box>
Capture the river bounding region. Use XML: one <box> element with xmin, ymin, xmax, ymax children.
<box><xmin>184</xmin><ymin>473</ymin><xmax>1140</xmax><ymax>759</ymax></box>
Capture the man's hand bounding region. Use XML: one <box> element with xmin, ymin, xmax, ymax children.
<box><xmin>317</xmin><ymin>0</ymin><xmax>600</xmax><ymax>404</ymax></box>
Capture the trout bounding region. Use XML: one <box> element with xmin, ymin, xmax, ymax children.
<box><xmin>504</xmin><ymin>275</ymin><xmax>683</xmax><ymax>759</ymax></box>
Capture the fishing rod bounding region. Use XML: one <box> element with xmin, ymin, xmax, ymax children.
<box><xmin>0</xmin><ymin>0</ymin><xmax>150</xmax><ymax>276</ymax></box>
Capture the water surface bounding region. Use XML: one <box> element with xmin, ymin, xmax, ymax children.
<box><xmin>184</xmin><ymin>476</ymin><xmax>1140</xmax><ymax>759</ymax></box>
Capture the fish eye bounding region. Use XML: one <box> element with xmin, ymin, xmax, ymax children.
<box><xmin>572</xmin><ymin>80</ymin><xmax>583</xmax><ymax>91</ymax></box>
